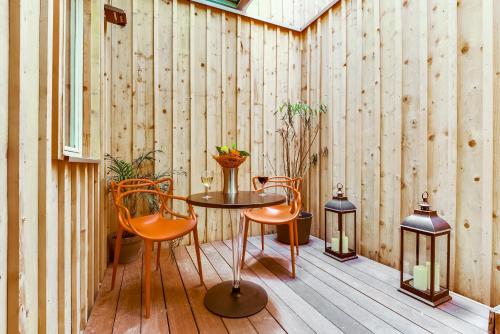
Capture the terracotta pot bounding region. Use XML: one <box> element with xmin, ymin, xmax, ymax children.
<box><xmin>276</xmin><ymin>211</ymin><xmax>312</xmax><ymax>245</ymax></box>
<box><xmin>108</xmin><ymin>232</ymin><xmax>143</xmax><ymax>264</ymax></box>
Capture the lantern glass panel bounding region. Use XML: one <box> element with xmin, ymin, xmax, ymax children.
<box><xmin>345</xmin><ymin>213</ymin><xmax>355</xmax><ymax>251</ymax></box>
<box><xmin>326</xmin><ymin>212</ymin><xmax>355</xmax><ymax>254</ymax></box>
<box><xmin>402</xmin><ymin>230</ymin><xmax>432</xmax><ymax>291</ymax></box>
<box><xmin>435</xmin><ymin>234</ymin><xmax>449</xmax><ymax>291</ymax></box>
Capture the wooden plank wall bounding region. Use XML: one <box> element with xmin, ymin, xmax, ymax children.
<box><xmin>301</xmin><ymin>0</ymin><xmax>500</xmax><ymax>307</ymax></box>
<box><xmin>104</xmin><ymin>0</ymin><xmax>302</xmax><ymax>243</ymax></box>
<box><xmin>0</xmin><ymin>1</ymin><xmax>8</xmax><ymax>333</ymax></box>
<box><xmin>1</xmin><ymin>0</ymin><xmax>106</xmax><ymax>332</ymax></box>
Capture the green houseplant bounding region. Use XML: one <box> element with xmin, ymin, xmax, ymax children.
<box><xmin>273</xmin><ymin>102</ymin><xmax>326</xmax><ymax>244</ymax></box>
<box><xmin>105</xmin><ymin>150</ymin><xmax>185</xmax><ymax>263</ymax></box>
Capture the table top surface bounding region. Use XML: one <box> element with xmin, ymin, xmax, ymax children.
<box><xmin>186</xmin><ymin>191</ymin><xmax>286</xmax><ymax>209</ymax></box>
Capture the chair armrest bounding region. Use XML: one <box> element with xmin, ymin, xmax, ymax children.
<box><xmin>115</xmin><ymin>203</ymin><xmax>142</xmax><ymax>236</ymax></box>
<box><xmin>158</xmin><ymin>193</ymin><xmax>195</xmax><ymax>220</ymax></box>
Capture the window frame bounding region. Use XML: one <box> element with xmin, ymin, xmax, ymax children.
<box><xmin>62</xmin><ymin>0</ymin><xmax>84</xmax><ymax>157</ymax></box>
<box><xmin>53</xmin><ymin>0</ymin><xmax>84</xmax><ymax>159</ymax></box>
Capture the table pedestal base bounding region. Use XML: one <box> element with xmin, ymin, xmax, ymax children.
<box><xmin>204</xmin><ymin>280</ymin><xmax>268</xmax><ymax>318</ymax></box>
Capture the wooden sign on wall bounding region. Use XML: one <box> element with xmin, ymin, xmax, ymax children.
<box><xmin>104</xmin><ymin>4</ymin><xmax>127</xmax><ymax>26</ymax></box>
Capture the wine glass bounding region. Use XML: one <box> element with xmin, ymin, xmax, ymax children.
<box><xmin>201</xmin><ymin>170</ymin><xmax>214</xmax><ymax>199</ymax></box>
<box><xmin>257</xmin><ymin>175</ymin><xmax>269</xmax><ymax>196</ymax></box>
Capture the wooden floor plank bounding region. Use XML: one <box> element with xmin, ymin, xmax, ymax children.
<box><xmin>173</xmin><ymin>246</ymin><xmax>228</xmax><ymax>334</ymax></box>
<box><xmin>305</xmin><ymin>236</ymin><xmax>489</xmax><ymax>332</ymax></box>
<box><xmin>112</xmin><ymin>255</ymin><xmax>143</xmax><ymax>334</ymax></box>
<box><xmin>198</xmin><ymin>243</ymin><xmax>286</xmax><ymax>334</ymax></box>
<box><xmin>211</xmin><ymin>241</ymin><xmax>315</xmax><ymax>334</ymax></box>
<box><xmin>308</xmin><ymin>236</ymin><xmax>490</xmax><ymax>326</ymax></box>
<box><xmin>259</xmin><ymin>236</ymin><xmax>454</xmax><ymax>334</ymax></box>
<box><xmin>159</xmin><ymin>247</ymin><xmax>198</xmax><ymax>334</ymax></box>
<box><xmin>85</xmin><ymin>265</ymin><xmax>124</xmax><ymax>334</ymax></box>
<box><xmin>141</xmin><ymin>245</ymin><xmax>169</xmax><ymax>333</ymax></box>
<box><xmin>184</xmin><ymin>244</ymin><xmax>257</xmax><ymax>334</ymax></box>
<box><xmin>308</xmin><ymin>236</ymin><xmax>490</xmax><ymax>320</ymax></box>
<box><xmin>297</xmin><ymin>237</ymin><xmax>487</xmax><ymax>334</ymax></box>
<box><xmin>261</xmin><ymin>236</ymin><xmax>432</xmax><ymax>334</ymax></box>
<box><xmin>221</xmin><ymin>240</ymin><xmax>343</xmax><ymax>334</ymax></box>
<box><xmin>244</xmin><ymin>241</ymin><xmax>372</xmax><ymax>334</ymax></box>
<box><xmin>252</xmin><ymin>237</ymin><xmax>415</xmax><ymax>334</ymax></box>
<box><xmin>348</xmin><ymin>254</ymin><xmax>488</xmax><ymax>330</ymax></box>
<box><xmin>86</xmin><ymin>237</ymin><xmax>491</xmax><ymax>334</ymax></box>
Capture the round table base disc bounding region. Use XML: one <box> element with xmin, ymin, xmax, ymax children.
<box><xmin>204</xmin><ymin>280</ymin><xmax>268</xmax><ymax>318</ymax></box>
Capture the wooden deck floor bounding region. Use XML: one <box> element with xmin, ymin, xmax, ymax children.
<box><xmin>85</xmin><ymin>236</ymin><xmax>491</xmax><ymax>334</ymax></box>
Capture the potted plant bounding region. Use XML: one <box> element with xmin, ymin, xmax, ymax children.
<box><xmin>272</xmin><ymin>102</ymin><xmax>326</xmax><ymax>245</ymax></box>
<box><xmin>105</xmin><ymin>150</ymin><xmax>185</xmax><ymax>263</ymax></box>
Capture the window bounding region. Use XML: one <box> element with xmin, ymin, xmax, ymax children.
<box><xmin>63</xmin><ymin>0</ymin><xmax>84</xmax><ymax>156</ymax></box>
<box><xmin>204</xmin><ymin>0</ymin><xmax>253</xmax><ymax>11</ymax></box>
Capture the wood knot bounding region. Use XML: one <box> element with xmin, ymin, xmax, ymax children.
<box><xmin>464</xmin><ymin>221</ymin><xmax>470</xmax><ymax>229</ymax></box>
<box><xmin>468</xmin><ymin>139</ymin><xmax>476</xmax><ymax>147</ymax></box>
<box><xmin>461</xmin><ymin>43</ymin><xmax>469</xmax><ymax>54</ymax></box>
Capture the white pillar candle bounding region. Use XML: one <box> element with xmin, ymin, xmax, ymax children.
<box><xmin>342</xmin><ymin>235</ymin><xmax>349</xmax><ymax>253</ymax></box>
<box><xmin>331</xmin><ymin>237</ymin><xmax>339</xmax><ymax>252</ymax></box>
<box><xmin>413</xmin><ymin>265</ymin><xmax>428</xmax><ymax>291</ymax></box>
<box><xmin>426</xmin><ymin>261</ymin><xmax>440</xmax><ymax>291</ymax></box>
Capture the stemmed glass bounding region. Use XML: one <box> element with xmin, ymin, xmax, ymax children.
<box><xmin>201</xmin><ymin>170</ymin><xmax>214</xmax><ymax>199</ymax></box>
<box><xmin>257</xmin><ymin>176</ymin><xmax>269</xmax><ymax>196</ymax></box>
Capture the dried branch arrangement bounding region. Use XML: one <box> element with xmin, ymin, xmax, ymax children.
<box><xmin>273</xmin><ymin>102</ymin><xmax>327</xmax><ymax>179</ymax></box>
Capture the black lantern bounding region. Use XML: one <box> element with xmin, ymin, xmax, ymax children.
<box><xmin>324</xmin><ymin>183</ymin><xmax>357</xmax><ymax>261</ymax></box>
<box><xmin>399</xmin><ymin>192</ymin><xmax>451</xmax><ymax>307</ymax></box>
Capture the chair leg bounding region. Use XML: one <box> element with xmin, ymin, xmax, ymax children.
<box><xmin>192</xmin><ymin>228</ymin><xmax>204</xmax><ymax>284</ymax></box>
<box><xmin>294</xmin><ymin>219</ymin><xmax>299</xmax><ymax>256</ymax></box>
<box><xmin>144</xmin><ymin>239</ymin><xmax>152</xmax><ymax>318</ymax></box>
<box><xmin>261</xmin><ymin>224</ymin><xmax>265</xmax><ymax>251</ymax></box>
<box><xmin>289</xmin><ymin>222</ymin><xmax>296</xmax><ymax>278</ymax></box>
<box><xmin>241</xmin><ymin>217</ymin><xmax>250</xmax><ymax>268</ymax></box>
<box><xmin>111</xmin><ymin>227</ymin><xmax>123</xmax><ymax>290</ymax></box>
<box><xmin>156</xmin><ymin>241</ymin><xmax>161</xmax><ymax>271</ymax></box>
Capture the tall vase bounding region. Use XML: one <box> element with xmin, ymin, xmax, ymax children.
<box><xmin>222</xmin><ymin>167</ymin><xmax>239</xmax><ymax>194</ymax></box>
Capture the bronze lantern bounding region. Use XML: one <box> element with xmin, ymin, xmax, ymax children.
<box><xmin>399</xmin><ymin>192</ymin><xmax>451</xmax><ymax>307</ymax></box>
<box><xmin>324</xmin><ymin>183</ymin><xmax>357</xmax><ymax>261</ymax></box>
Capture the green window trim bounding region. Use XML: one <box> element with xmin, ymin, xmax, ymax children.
<box><xmin>205</xmin><ymin>0</ymin><xmax>239</xmax><ymax>9</ymax></box>
<box><xmin>63</xmin><ymin>0</ymin><xmax>84</xmax><ymax>157</ymax></box>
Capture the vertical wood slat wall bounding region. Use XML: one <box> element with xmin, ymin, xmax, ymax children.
<box><xmin>104</xmin><ymin>0</ymin><xmax>302</xmax><ymax>243</ymax></box>
<box><xmin>1</xmin><ymin>0</ymin><xmax>105</xmax><ymax>332</ymax></box>
<box><xmin>104</xmin><ymin>0</ymin><xmax>499</xmax><ymax>307</ymax></box>
<box><xmin>301</xmin><ymin>0</ymin><xmax>500</xmax><ymax>307</ymax></box>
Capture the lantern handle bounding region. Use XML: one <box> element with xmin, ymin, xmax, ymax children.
<box><xmin>419</xmin><ymin>191</ymin><xmax>431</xmax><ymax>210</ymax></box>
<box><xmin>335</xmin><ymin>183</ymin><xmax>344</xmax><ymax>197</ymax></box>
<box><xmin>422</xmin><ymin>191</ymin><xmax>429</xmax><ymax>202</ymax></box>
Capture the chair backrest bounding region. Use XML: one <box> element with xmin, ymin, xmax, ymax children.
<box><xmin>115</xmin><ymin>187</ymin><xmax>194</xmax><ymax>237</ymax></box>
<box><xmin>110</xmin><ymin>178</ymin><xmax>174</xmax><ymax>228</ymax></box>
<box><xmin>261</xmin><ymin>184</ymin><xmax>302</xmax><ymax>218</ymax></box>
<box><xmin>252</xmin><ymin>176</ymin><xmax>303</xmax><ymax>192</ymax></box>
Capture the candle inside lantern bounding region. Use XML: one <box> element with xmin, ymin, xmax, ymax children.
<box><xmin>331</xmin><ymin>237</ymin><xmax>339</xmax><ymax>252</ymax></box>
<box><xmin>331</xmin><ymin>234</ymin><xmax>348</xmax><ymax>253</ymax></box>
<box><xmin>342</xmin><ymin>234</ymin><xmax>348</xmax><ymax>253</ymax></box>
<box><xmin>426</xmin><ymin>261</ymin><xmax>440</xmax><ymax>291</ymax></box>
<box><xmin>413</xmin><ymin>265</ymin><xmax>428</xmax><ymax>290</ymax></box>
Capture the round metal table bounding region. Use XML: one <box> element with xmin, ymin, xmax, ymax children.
<box><xmin>186</xmin><ymin>191</ymin><xmax>286</xmax><ymax>318</ymax></box>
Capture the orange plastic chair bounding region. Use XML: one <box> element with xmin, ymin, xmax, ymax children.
<box><xmin>251</xmin><ymin>176</ymin><xmax>303</xmax><ymax>253</ymax></box>
<box><xmin>112</xmin><ymin>182</ymin><xmax>203</xmax><ymax>318</ymax></box>
<box><xmin>110</xmin><ymin>178</ymin><xmax>172</xmax><ymax>280</ymax></box>
<box><xmin>242</xmin><ymin>184</ymin><xmax>301</xmax><ymax>277</ymax></box>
